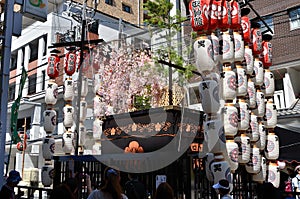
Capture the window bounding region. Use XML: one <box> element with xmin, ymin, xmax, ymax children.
<box><xmin>258</xmin><ymin>16</ymin><xmax>274</xmax><ymax>34</ymax></box>
<box><xmin>42</xmin><ymin>70</ymin><xmax>46</xmax><ymax>90</ymax></box>
<box><xmin>29</xmin><ymin>39</ymin><xmax>38</xmax><ymax>62</ymax></box>
<box><xmin>43</xmin><ymin>34</ymin><xmax>47</xmax><ymax>56</ymax></box>
<box><xmin>8</xmin><ymin>83</ymin><xmax>16</xmax><ymax>101</ymax></box>
<box><xmin>289</xmin><ymin>7</ymin><xmax>300</xmax><ymax>30</ymax></box>
<box><xmin>10</xmin><ymin>51</ymin><xmax>17</xmax><ymax>70</ymax></box>
<box><xmin>122</xmin><ymin>3</ymin><xmax>131</xmax><ymax>13</ymax></box>
<box><xmin>105</xmin><ymin>0</ymin><xmax>113</xmax><ymax>6</ymax></box>
<box><xmin>28</xmin><ymin>74</ymin><xmax>37</xmax><ymax>95</ymax></box>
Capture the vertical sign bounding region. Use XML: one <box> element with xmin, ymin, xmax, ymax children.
<box><xmin>23</xmin><ymin>0</ymin><xmax>48</xmax><ymax>22</ymax></box>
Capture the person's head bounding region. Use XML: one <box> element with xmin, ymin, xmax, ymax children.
<box><xmin>154</xmin><ymin>182</ymin><xmax>174</xmax><ymax>199</ymax></box>
<box><xmin>6</xmin><ymin>170</ymin><xmax>22</xmax><ymax>186</ymax></box>
<box><xmin>102</xmin><ymin>167</ymin><xmax>123</xmax><ymax>199</ymax></box>
<box><xmin>295</xmin><ymin>165</ymin><xmax>300</xmax><ymax>174</ymax></box>
<box><xmin>213</xmin><ymin>179</ymin><xmax>230</xmax><ymax>196</ymax></box>
<box><xmin>128</xmin><ymin>173</ymin><xmax>138</xmax><ymax>180</ymax></box>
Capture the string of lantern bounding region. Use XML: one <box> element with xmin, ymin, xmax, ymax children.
<box><xmin>189</xmin><ymin>0</ymin><xmax>278</xmax><ymax>189</ymax></box>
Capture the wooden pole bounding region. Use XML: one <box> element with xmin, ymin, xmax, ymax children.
<box><xmin>22</xmin><ymin>118</ymin><xmax>27</xmax><ymax>177</ymax></box>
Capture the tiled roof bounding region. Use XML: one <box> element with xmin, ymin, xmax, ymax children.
<box><xmin>277</xmin><ymin>98</ymin><xmax>300</xmax><ymax>118</ymax></box>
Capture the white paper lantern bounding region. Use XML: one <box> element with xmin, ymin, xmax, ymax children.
<box><xmin>236</xmin><ymin>65</ymin><xmax>247</xmax><ymax>97</ymax></box>
<box><xmin>81</xmin><ymin>76</ymin><xmax>88</xmax><ymax>97</ymax></box>
<box><xmin>233</xmin><ymin>31</ymin><xmax>245</xmax><ymax>63</ymax></box>
<box><xmin>249</xmin><ymin>113</ymin><xmax>259</xmax><ymax>142</ymax></box>
<box><xmin>62</xmin><ymin>131</ymin><xmax>74</xmax><ymax>154</ymax></box>
<box><xmin>211</xmin><ymin>32</ymin><xmax>221</xmax><ymax>65</ymax></box>
<box><xmin>63</xmin><ymin>105</ymin><xmax>74</xmax><ymax>128</ymax></box>
<box><xmin>226</xmin><ymin>140</ymin><xmax>239</xmax><ymax>172</ymax></box>
<box><xmin>94</xmin><ymin>95</ymin><xmax>105</xmax><ymax>117</ymax></box>
<box><xmin>234</xmin><ymin>133</ymin><xmax>250</xmax><ymax>164</ymax></box>
<box><xmin>247</xmin><ymin>78</ymin><xmax>256</xmax><ymax>109</ymax></box>
<box><xmin>41</xmin><ymin>165</ymin><xmax>54</xmax><ymax>187</ymax></box>
<box><xmin>237</xmin><ymin>99</ymin><xmax>250</xmax><ymax>131</ymax></box>
<box><xmin>257</xmin><ymin>121</ymin><xmax>266</xmax><ymax>150</ymax></box>
<box><xmin>64</xmin><ymin>78</ymin><xmax>74</xmax><ymax>102</ymax></box>
<box><xmin>254</xmin><ymin>90</ymin><xmax>265</xmax><ymax>117</ymax></box>
<box><xmin>253</xmin><ymin>58</ymin><xmax>264</xmax><ymax>86</ymax></box>
<box><xmin>43</xmin><ymin>110</ymin><xmax>57</xmax><ymax>134</ymax></box>
<box><xmin>93</xmin><ymin>118</ymin><xmax>103</xmax><ymax>139</ymax></box>
<box><xmin>221</xmin><ymin>31</ymin><xmax>234</xmax><ymax>64</ymax></box>
<box><xmin>79</xmin><ymin>123</ymin><xmax>86</xmax><ymax>146</ymax></box>
<box><xmin>265</xmin><ymin>132</ymin><xmax>279</xmax><ymax>160</ymax></box>
<box><xmin>199</xmin><ymin>80</ymin><xmax>220</xmax><ymax>114</ymax></box>
<box><xmin>204</xmin><ymin>118</ymin><xmax>226</xmax><ymax>154</ymax></box>
<box><xmin>194</xmin><ymin>35</ymin><xmax>215</xmax><ymax>73</ymax></box>
<box><xmin>264</xmin><ymin>69</ymin><xmax>275</xmax><ymax>98</ymax></box>
<box><xmin>221</xmin><ymin>67</ymin><xmax>237</xmax><ymax>101</ymax></box>
<box><xmin>252</xmin><ymin>156</ymin><xmax>267</xmax><ymax>182</ymax></box>
<box><xmin>42</xmin><ymin>137</ymin><xmax>55</xmax><ymax>160</ymax></box>
<box><xmin>244</xmin><ymin>45</ymin><xmax>254</xmax><ymax>75</ymax></box>
<box><xmin>92</xmin><ymin>141</ymin><xmax>102</xmax><ymax>155</ymax></box>
<box><xmin>223</xmin><ymin>103</ymin><xmax>238</xmax><ymax>136</ymax></box>
<box><xmin>246</xmin><ymin>145</ymin><xmax>261</xmax><ymax>174</ymax></box>
<box><xmin>205</xmin><ymin>153</ymin><xmax>215</xmax><ymax>182</ymax></box>
<box><xmin>210</xmin><ymin>154</ymin><xmax>231</xmax><ymax>185</ymax></box>
<box><xmin>268</xmin><ymin>162</ymin><xmax>280</xmax><ymax>188</ymax></box>
<box><xmin>265</xmin><ymin>99</ymin><xmax>277</xmax><ymax>129</ymax></box>
<box><xmin>45</xmin><ymin>80</ymin><xmax>58</xmax><ymax>105</ymax></box>
<box><xmin>277</xmin><ymin>161</ymin><xmax>286</xmax><ymax>170</ymax></box>
<box><xmin>80</xmin><ymin>100</ymin><xmax>87</xmax><ymax>122</ymax></box>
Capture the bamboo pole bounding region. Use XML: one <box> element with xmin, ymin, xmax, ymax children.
<box><xmin>22</xmin><ymin>118</ymin><xmax>27</xmax><ymax>177</ymax></box>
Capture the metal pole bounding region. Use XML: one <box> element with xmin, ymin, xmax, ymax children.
<box><xmin>0</xmin><ymin>0</ymin><xmax>14</xmax><ymax>188</ymax></box>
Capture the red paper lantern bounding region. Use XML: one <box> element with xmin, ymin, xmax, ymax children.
<box><xmin>230</xmin><ymin>0</ymin><xmax>241</xmax><ymax>30</ymax></box>
<box><xmin>17</xmin><ymin>142</ymin><xmax>26</xmax><ymax>151</ymax></box>
<box><xmin>251</xmin><ymin>23</ymin><xmax>263</xmax><ymax>55</ymax></box>
<box><xmin>47</xmin><ymin>54</ymin><xmax>60</xmax><ymax>79</ymax></box>
<box><xmin>261</xmin><ymin>40</ymin><xmax>272</xmax><ymax>68</ymax></box>
<box><xmin>219</xmin><ymin>0</ymin><xmax>231</xmax><ymax>30</ymax></box>
<box><xmin>189</xmin><ymin>0</ymin><xmax>210</xmax><ymax>32</ymax></box>
<box><xmin>241</xmin><ymin>8</ymin><xmax>251</xmax><ymax>44</ymax></box>
<box><xmin>64</xmin><ymin>51</ymin><xmax>77</xmax><ymax>76</ymax></box>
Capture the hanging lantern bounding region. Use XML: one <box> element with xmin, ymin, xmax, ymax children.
<box><xmin>241</xmin><ymin>8</ymin><xmax>251</xmax><ymax>44</ymax></box>
<box><xmin>81</xmin><ymin>76</ymin><xmax>89</xmax><ymax>97</ymax></box>
<box><xmin>47</xmin><ymin>51</ymin><xmax>60</xmax><ymax>79</ymax></box>
<box><xmin>220</xmin><ymin>31</ymin><xmax>234</xmax><ymax>64</ymax></box>
<box><xmin>92</xmin><ymin>141</ymin><xmax>102</xmax><ymax>155</ymax></box>
<box><xmin>194</xmin><ymin>35</ymin><xmax>215</xmax><ymax>73</ymax></box>
<box><xmin>94</xmin><ymin>95</ymin><xmax>105</xmax><ymax>117</ymax></box>
<box><xmin>237</xmin><ymin>99</ymin><xmax>250</xmax><ymax>131</ymax></box>
<box><xmin>43</xmin><ymin>109</ymin><xmax>57</xmax><ymax>134</ymax></box>
<box><xmin>236</xmin><ymin>64</ymin><xmax>247</xmax><ymax>97</ymax></box>
<box><xmin>189</xmin><ymin>0</ymin><xmax>210</xmax><ymax>32</ymax></box>
<box><xmin>234</xmin><ymin>133</ymin><xmax>250</xmax><ymax>164</ymax></box>
<box><xmin>41</xmin><ymin>164</ymin><xmax>54</xmax><ymax>187</ymax></box>
<box><xmin>265</xmin><ymin>132</ymin><xmax>279</xmax><ymax>160</ymax></box>
<box><xmin>233</xmin><ymin>31</ymin><xmax>245</xmax><ymax>63</ymax></box>
<box><xmin>205</xmin><ymin>153</ymin><xmax>215</xmax><ymax>182</ymax></box>
<box><xmin>249</xmin><ymin>112</ymin><xmax>259</xmax><ymax>142</ymax></box>
<box><xmin>62</xmin><ymin>131</ymin><xmax>74</xmax><ymax>154</ymax></box>
<box><xmin>257</xmin><ymin>121</ymin><xmax>266</xmax><ymax>150</ymax></box>
<box><xmin>199</xmin><ymin>80</ymin><xmax>220</xmax><ymax>114</ymax></box>
<box><xmin>244</xmin><ymin>45</ymin><xmax>254</xmax><ymax>75</ymax></box>
<box><xmin>264</xmin><ymin>69</ymin><xmax>275</xmax><ymax>98</ymax></box>
<box><xmin>80</xmin><ymin>100</ymin><xmax>87</xmax><ymax>122</ymax></box>
<box><xmin>218</xmin><ymin>0</ymin><xmax>231</xmax><ymax>30</ymax></box>
<box><xmin>45</xmin><ymin>80</ymin><xmax>58</xmax><ymax>105</ymax></box>
<box><xmin>17</xmin><ymin>141</ymin><xmax>26</xmax><ymax>151</ymax></box>
<box><xmin>230</xmin><ymin>0</ymin><xmax>241</xmax><ymax>30</ymax></box>
<box><xmin>265</xmin><ymin>99</ymin><xmax>277</xmax><ymax>129</ymax></box>
<box><xmin>223</xmin><ymin>103</ymin><xmax>238</xmax><ymax>136</ymax></box>
<box><xmin>252</xmin><ymin>156</ymin><xmax>267</xmax><ymax>182</ymax></box>
<box><xmin>226</xmin><ymin>139</ymin><xmax>239</xmax><ymax>172</ymax></box>
<box><xmin>251</xmin><ymin>22</ymin><xmax>263</xmax><ymax>55</ymax></box>
<box><xmin>221</xmin><ymin>66</ymin><xmax>236</xmax><ymax>101</ymax></box>
<box><xmin>253</xmin><ymin>58</ymin><xmax>264</xmax><ymax>86</ymax></box>
<box><xmin>64</xmin><ymin>78</ymin><xmax>74</xmax><ymax>102</ymax></box>
<box><xmin>63</xmin><ymin>105</ymin><xmax>74</xmax><ymax>128</ymax></box>
<box><xmin>210</xmin><ymin>153</ymin><xmax>232</xmax><ymax>185</ymax></box>
<box><xmin>211</xmin><ymin>32</ymin><xmax>221</xmax><ymax>65</ymax></box>
<box><xmin>245</xmin><ymin>144</ymin><xmax>261</xmax><ymax>174</ymax></box>
<box><xmin>79</xmin><ymin>123</ymin><xmax>87</xmax><ymax>146</ymax></box>
<box><xmin>204</xmin><ymin>118</ymin><xmax>226</xmax><ymax>153</ymax></box>
<box><xmin>268</xmin><ymin>162</ymin><xmax>280</xmax><ymax>188</ymax></box>
<box><xmin>42</xmin><ymin>136</ymin><xmax>55</xmax><ymax>160</ymax></box>
<box><xmin>247</xmin><ymin>78</ymin><xmax>256</xmax><ymax>109</ymax></box>
<box><xmin>254</xmin><ymin>89</ymin><xmax>265</xmax><ymax>117</ymax></box>
<box><xmin>261</xmin><ymin>34</ymin><xmax>273</xmax><ymax>68</ymax></box>
<box><xmin>93</xmin><ymin>118</ymin><xmax>103</xmax><ymax>139</ymax></box>
<box><xmin>64</xmin><ymin>51</ymin><xmax>77</xmax><ymax>76</ymax></box>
